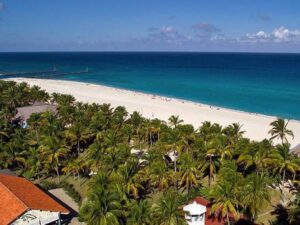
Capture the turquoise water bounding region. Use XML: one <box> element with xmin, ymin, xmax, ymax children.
<box><xmin>0</xmin><ymin>52</ymin><xmax>300</xmax><ymax>120</ymax></box>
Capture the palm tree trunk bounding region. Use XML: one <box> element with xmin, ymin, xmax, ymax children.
<box><xmin>150</xmin><ymin>132</ymin><xmax>153</xmax><ymax>146</ymax></box>
<box><xmin>254</xmin><ymin>209</ymin><xmax>257</xmax><ymax>221</ymax></box>
<box><xmin>77</xmin><ymin>138</ymin><xmax>80</xmax><ymax>156</ymax></box>
<box><xmin>209</xmin><ymin>156</ymin><xmax>212</xmax><ymax>188</ymax></box>
<box><xmin>56</xmin><ymin>165</ymin><xmax>60</xmax><ymax>183</ymax></box>
<box><xmin>226</xmin><ymin>213</ymin><xmax>230</xmax><ymax>225</ymax></box>
<box><xmin>37</xmin><ymin>166</ymin><xmax>40</xmax><ymax>182</ymax></box>
<box><xmin>35</xmin><ymin>129</ymin><xmax>39</xmax><ymax>142</ymax></box>
<box><xmin>174</xmin><ymin>148</ymin><xmax>177</xmax><ymax>172</ymax></box>
<box><xmin>281</xmin><ymin>168</ymin><xmax>287</xmax><ymax>206</ymax></box>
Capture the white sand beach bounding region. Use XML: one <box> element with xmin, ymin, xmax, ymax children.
<box><xmin>8</xmin><ymin>78</ymin><xmax>300</xmax><ymax>147</ymax></box>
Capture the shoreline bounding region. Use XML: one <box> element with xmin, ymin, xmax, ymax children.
<box><xmin>6</xmin><ymin>77</ymin><xmax>300</xmax><ymax>147</ymax></box>
<box><xmin>95</xmin><ymin>82</ymin><xmax>298</xmax><ymax>123</ymax></box>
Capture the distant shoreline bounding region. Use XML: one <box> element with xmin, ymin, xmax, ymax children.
<box><xmin>6</xmin><ymin>77</ymin><xmax>300</xmax><ymax>147</ymax></box>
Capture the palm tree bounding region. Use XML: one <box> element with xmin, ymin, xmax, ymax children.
<box><xmin>1</xmin><ymin>141</ymin><xmax>26</xmax><ymax>169</ymax></box>
<box><xmin>65</xmin><ymin>114</ymin><xmax>91</xmax><ymax>156</ymax></box>
<box><xmin>0</xmin><ymin>128</ymin><xmax>8</xmax><ymax>139</ymax></box>
<box><xmin>89</xmin><ymin>172</ymin><xmax>110</xmax><ymax>188</ymax></box>
<box><xmin>201</xmin><ymin>153</ymin><xmax>220</xmax><ymax>188</ymax></box>
<box><xmin>178</xmin><ymin>128</ymin><xmax>195</xmax><ymax>154</ymax></box>
<box><xmin>100</xmin><ymin>103</ymin><xmax>114</xmax><ymax>130</ymax></box>
<box><xmin>143</xmin><ymin>119</ymin><xmax>160</xmax><ymax>147</ymax></box>
<box><xmin>168</xmin><ymin>115</ymin><xmax>183</xmax><ymax>128</ymax></box>
<box><xmin>29</xmin><ymin>85</ymin><xmax>50</xmax><ymax>103</ymax></box>
<box><xmin>287</xmin><ymin>191</ymin><xmax>300</xmax><ymax>224</ymax></box>
<box><xmin>178</xmin><ymin>153</ymin><xmax>201</xmax><ymax>192</ymax></box>
<box><xmin>101</xmin><ymin>145</ymin><xmax>132</xmax><ymax>174</ymax></box>
<box><xmin>63</xmin><ymin>157</ymin><xmax>85</xmax><ymax>181</ymax></box>
<box><xmin>27</xmin><ymin>113</ymin><xmax>42</xmax><ymax>142</ymax></box>
<box><xmin>24</xmin><ymin>147</ymin><xmax>43</xmax><ymax>181</ymax></box>
<box><xmin>39</xmin><ymin>136</ymin><xmax>69</xmax><ymax>182</ymax></box>
<box><xmin>153</xmin><ymin>189</ymin><xmax>185</xmax><ymax>225</ymax></box>
<box><xmin>89</xmin><ymin>111</ymin><xmax>106</xmax><ymax>135</ymax></box>
<box><xmin>2</xmin><ymin>86</ymin><xmax>21</xmax><ymax>109</ymax></box>
<box><xmin>269</xmin><ymin>144</ymin><xmax>300</xmax><ymax>182</ymax></box>
<box><xmin>241</xmin><ymin>173</ymin><xmax>271</xmax><ymax>221</ymax></box>
<box><xmin>237</xmin><ymin>145</ymin><xmax>269</xmax><ymax>175</ymax></box>
<box><xmin>198</xmin><ymin>121</ymin><xmax>214</xmax><ymax>143</ymax></box>
<box><xmin>79</xmin><ymin>186</ymin><xmax>124</xmax><ymax>225</ymax></box>
<box><xmin>164</xmin><ymin>129</ymin><xmax>181</xmax><ymax>172</ymax></box>
<box><xmin>223</xmin><ymin>123</ymin><xmax>245</xmax><ymax>145</ymax></box>
<box><xmin>129</xmin><ymin>111</ymin><xmax>144</xmax><ymax>138</ymax></box>
<box><xmin>210</xmin><ymin>182</ymin><xmax>239</xmax><ymax>225</ymax></box>
<box><xmin>52</xmin><ymin>93</ymin><xmax>75</xmax><ymax>106</ymax></box>
<box><xmin>218</xmin><ymin>160</ymin><xmax>244</xmax><ymax>187</ymax></box>
<box><xmin>127</xmin><ymin>199</ymin><xmax>152</xmax><ymax>225</ymax></box>
<box><xmin>112</xmin><ymin>106</ymin><xmax>128</xmax><ymax>128</ymax></box>
<box><xmin>269</xmin><ymin>118</ymin><xmax>294</xmax><ymax>144</ymax></box>
<box><xmin>200</xmin><ymin>135</ymin><xmax>230</xmax><ymax>188</ymax></box>
<box><xmin>85</xmin><ymin>141</ymin><xmax>105</xmax><ymax>172</ymax></box>
<box><xmin>267</xmin><ymin>144</ymin><xmax>300</xmax><ymax>205</ymax></box>
<box><xmin>40</xmin><ymin>111</ymin><xmax>63</xmax><ymax>136</ymax></box>
<box><xmin>115</xmin><ymin>160</ymin><xmax>144</xmax><ymax>199</ymax></box>
<box><xmin>0</xmin><ymin>114</ymin><xmax>9</xmax><ymax>141</ymax></box>
<box><xmin>148</xmin><ymin>159</ymin><xmax>171</xmax><ymax>191</ymax></box>
<box><xmin>207</xmin><ymin>135</ymin><xmax>233</xmax><ymax>161</ymax></box>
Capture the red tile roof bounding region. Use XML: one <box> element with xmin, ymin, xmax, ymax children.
<box><xmin>193</xmin><ymin>197</ymin><xmax>227</xmax><ymax>225</ymax></box>
<box><xmin>192</xmin><ymin>197</ymin><xmax>254</xmax><ymax>225</ymax></box>
<box><xmin>0</xmin><ymin>174</ymin><xmax>69</xmax><ymax>225</ymax></box>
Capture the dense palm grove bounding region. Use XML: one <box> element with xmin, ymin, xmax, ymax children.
<box><xmin>0</xmin><ymin>80</ymin><xmax>299</xmax><ymax>225</ymax></box>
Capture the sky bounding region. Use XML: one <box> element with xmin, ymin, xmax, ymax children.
<box><xmin>0</xmin><ymin>0</ymin><xmax>300</xmax><ymax>52</ymax></box>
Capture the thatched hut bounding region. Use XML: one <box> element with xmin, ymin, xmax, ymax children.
<box><xmin>13</xmin><ymin>102</ymin><xmax>57</xmax><ymax>127</ymax></box>
<box><xmin>291</xmin><ymin>143</ymin><xmax>300</xmax><ymax>156</ymax></box>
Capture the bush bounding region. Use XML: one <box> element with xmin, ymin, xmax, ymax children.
<box><xmin>21</xmin><ymin>170</ymin><xmax>35</xmax><ymax>180</ymax></box>
<box><xmin>40</xmin><ymin>181</ymin><xmax>82</xmax><ymax>205</ymax></box>
<box><xmin>60</xmin><ymin>182</ymin><xmax>82</xmax><ymax>205</ymax></box>
<box><xmin>40</xmin><ymin>180</ymin><xmax>60</xmax><ymax>190</ymax></box>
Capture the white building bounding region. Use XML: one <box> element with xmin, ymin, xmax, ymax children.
<box><xmin>0</xmin><ymin>174</ymin><xmax>70</xmax><ymax>225</ymax></box>
<box><xmin>183</xmin><ymin>201</ymin><xmax>207</xmax><ymax>225</ymax></box>
<box><xmin>11</xmin><ymin>210</ymin><xmax>62</xmax><ymax>225</ymax></box>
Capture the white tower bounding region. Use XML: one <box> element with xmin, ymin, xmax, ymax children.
<box><xmin>183</xmin><ymin>201</ymin><xmax>207</xmax><ymax>225</ymax></box>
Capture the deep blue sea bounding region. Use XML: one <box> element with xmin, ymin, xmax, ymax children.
<box><xmin>0</xmin><ymin>52</ymin><xmax>300</xmax><ymax>120</ymax></box>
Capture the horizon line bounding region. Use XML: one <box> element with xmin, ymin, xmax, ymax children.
<box><xmin>0</xmin><ymin>50</ymin><xmax>300</xmax><ymax>54</ymax></box>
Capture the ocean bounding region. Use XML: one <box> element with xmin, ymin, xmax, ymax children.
<box><xmin>0</xmin><ymin>52</ymin><xmax>300</xmax><ymax>120</ymax></box>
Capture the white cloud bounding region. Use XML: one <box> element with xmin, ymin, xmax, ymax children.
<box><xmin>256</xmin><ymin>31</ymin><xmax>270</xmax><ymax>38</ymax></box>
<box><xmin>272</xmin><ymin>26</ymin><xmax>300</xmax><ymax>42</ymax></box>
<box><xmin>243</xmin><ymin>27</ymin><xmax>300</xmax><ymax>43</ymax></box>
<box><xmin>142</xmin><ymin>24</ymin><xmax>300</xmax><ymax>49</ymax></box>
<box><xmin>161</xmin><ymin>26</ymin><xmax>175</xmax><ymax>34</ymax></box>
<box><xmin>245</xmin><ymin>31</ymin><xmax>270</xmax><ymax>42</ymax></box>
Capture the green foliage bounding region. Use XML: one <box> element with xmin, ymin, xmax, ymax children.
<box><xmin>0</xmin><ymin>80</ymin><xmax>299</xmax><ymax>225</ymax></box>
<box><xmin>40</xmin><ymin>180</ymin><xmax>82</xmax><ymax>205</ymax></box>
<box><xmin>269</xmin><ymin>118</ymin><xmax>294</xmax><ymax>144</ymax></box>
<box><xmin>40</xmin><ymin>180</ymin><xmax>60</xmax><ymax>190</ymax></box>
<box><xmin>152</xmin><ymin>189</ymin><xmax>186</xmax><ymax>225</ymax></box>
